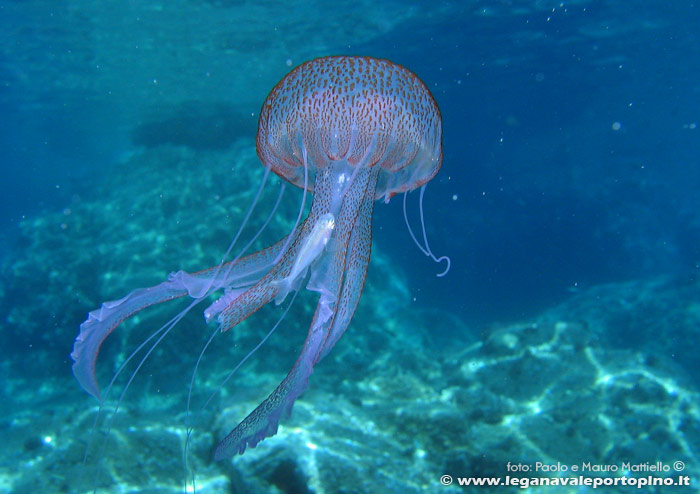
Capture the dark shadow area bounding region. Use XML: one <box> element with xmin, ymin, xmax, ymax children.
<box><xmin>266</xmin><ymin>459</ymin><xmax>312</xmax><ymax>494</ymax></box>
<box><xmin>131</xmin><ymin>101</ymin><xmax>256</xmax><ymax>150</ymax></box>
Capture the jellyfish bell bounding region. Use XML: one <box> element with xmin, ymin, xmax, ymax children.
<box><xmin>257</xmin><ymin>56</ymin><xmax>442</xmax><ymax>204</ymax></box>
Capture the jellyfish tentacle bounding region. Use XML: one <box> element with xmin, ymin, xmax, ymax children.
<box><xmin>402</xmin><ymin>185</ymin><xmax>451</xmax><ymax>277</ymax></box>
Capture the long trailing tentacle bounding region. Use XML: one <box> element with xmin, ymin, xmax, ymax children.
<box><xmin>213</xmin><ymin>166</ymin><xmax>376</xmax><ymax>459</ymax></box>
<box><xmin>402</xmin><ymin>184</ymin><xmax>451</xmax><ymax>277</ymax></box>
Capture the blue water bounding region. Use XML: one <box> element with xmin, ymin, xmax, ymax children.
<box><xmin>1</xmin><ymin>1</ymin><xmax>699</xmax><ymax>493</ymax></box>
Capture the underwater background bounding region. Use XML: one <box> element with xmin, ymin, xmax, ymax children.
<box><xmin>1</xmin><ymin>1</ymin><xmax>699</xmax><ymax>493</ymax></box>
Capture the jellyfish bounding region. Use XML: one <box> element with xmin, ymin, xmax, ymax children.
<box><xmin>71</xmin><ymin>56</ymin><xmax>449</xmax><ymax>460</ymax></box>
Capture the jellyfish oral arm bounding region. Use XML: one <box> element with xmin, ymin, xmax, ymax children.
<box><xmin>71</xmin><ymin>241</ymin><xmax>284</xmax><ymax>401</ymax></box>
<box><xmin>318</xmin><ymin>172</ymin><xmax>374</xmax><ymax>360</ymax></box>
<box><xmin>72</xmin><ymin>281</ymin><xmax>190</xmax><ymax>400</ymax></box>
<box><xmin>213</xmin><ymin>166</ymin><xmax>377</xmax><ymax>459</ymax></box>
<box><xmin>203</xmin><ymin>286</ymin><xmax>250</xmax><ymax>323</ymax></box>
<box><xmin>271</xmin><ymin>212</ymin><xmax>335</xmax><ymax>304</ymax></box>
<box><xmin>213</xmin><ymin>299</ymin><xmax>332</xmax><ymax>459</ymax></box>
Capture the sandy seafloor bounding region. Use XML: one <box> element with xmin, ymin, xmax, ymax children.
<box><xmin>1</xmin><ymin>1</ymin><xmax>700</xmax><ymax>493</ymax></box>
